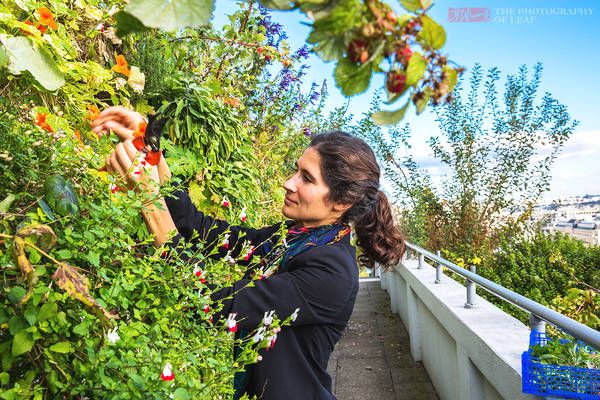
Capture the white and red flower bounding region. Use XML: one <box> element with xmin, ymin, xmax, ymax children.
<box><xmin>291</xmin><ymin>308</ymin><xmax>300</xmax><ymax>322</ymax></box>
<box><xmin>222</xmin><ymin>195</ymin><xmax>230</xmax><ymax>207</ymax></box>
<box><xmin>262</xmin><ymin>310</ymin><xmax>275</xmax><ymax>327</ymax></box>
<box><xmin>243</xmin><ymin>246</ymin><xmax>255</xmax><ymax>262</ymax></box>
<box><xmin>226</xmin><ymin>313</ymin><xmax>238</xmax><ymax>333</ymax></box>
<box><xmin>161</xmin><ymin>363</ymin><xmax>175</xmax><ymax>381</ymax></box>
<box><xmin>253</xmin><ymin>326</ymin><xmax>266</xmax><ymax>343</ymax></box>
<box><xmin>225</xmin><ymin>251</ymin><xmax>235</xmax><ymax>265</ymax></box>
<box><xmin>222</xmin><ymin>233</ymin><xmax>230</xmax><ymax>249</ymax></box>
<box><xmin>193</xmin><ymin>265</ymin><xmax>207</xmax><ymax>284</ymax></box>
<box><xmin>240</xmin><ymin>207</ymin><xmax>247</xmax><ymax>223</ymax></box>
<box><xmin>202</xmin><ymin>304</ymin><xmax>210</xmax><ymax>313</ymax></box>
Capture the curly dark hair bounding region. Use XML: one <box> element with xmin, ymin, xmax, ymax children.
<box><xmin>309</xmin><ymin>131</ymin><xmax>405</xmax><ymax>268</ymax></box>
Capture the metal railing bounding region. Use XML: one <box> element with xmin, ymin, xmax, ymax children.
<box><xmin>403</xmin><ymin>242</ymin><xmax>600</xmax><ymax>350</ymax></box>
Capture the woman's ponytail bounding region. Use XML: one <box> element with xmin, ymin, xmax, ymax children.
<box><xmin>355</xmin><ymin>191</ymin><xmax>405</xmax><ymax>269</ymax></box>
<box><xmin>309</xmin><ymin>131</ymin><xmax>405</xmax><ymax>270</ymax></box>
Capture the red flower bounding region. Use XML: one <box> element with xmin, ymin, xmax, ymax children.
<box><xmin>203</xmin><ymin>305</ymin><xmax>210</xmax><ymax>313</ymax></box>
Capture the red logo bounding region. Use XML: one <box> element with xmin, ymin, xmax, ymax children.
<box><xmin>448</xmin><ymin>8</ymin><xmax>491</xmax><ymax>23</ymax></box>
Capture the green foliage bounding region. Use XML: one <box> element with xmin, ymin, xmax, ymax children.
<box><xmin>114</xmin><ymin>0</ymin><xmax>460</xmax><ymax>124</ymax></box>
<box><xmin>1</xmin><ymin>1</ymin><xmax>340</xmax><ymax>397</ymax></box>
<box><xmin>478</xmin><ymin>230</ymin><xmax>600</xmax><ymax>329</ymax></box>
<box><xmin>531</xmin><ymin>339</ymin><xmax>600</xmax><ymax>369</ymax></box>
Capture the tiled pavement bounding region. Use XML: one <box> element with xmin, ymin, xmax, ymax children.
<box><xmin>327</xmin><ymin>280</ymin><xmax>439</xmax><ymax>400</ymax></box>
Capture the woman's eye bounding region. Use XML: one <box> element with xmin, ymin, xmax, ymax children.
<box><xmin>303</xmin><ymin>174</ymin><xmax>311</xmax><ymax>182</ymax></box>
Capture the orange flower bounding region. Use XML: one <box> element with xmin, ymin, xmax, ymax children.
<box><xmin>132</xmin><ymin>121</ymin><xmax>147</xmax><ymax>150</ymax></box>
<box><xmin>37</xmin><ymin>7</ymin><xmax>58</xmax><ymax>30</ymax></box>
<box><xmin>85</xmin><ymin>105</ymin><xmax>100</xmax><ymax>122</ymax></box>
<box><xmin>35</xmin><ymin>112</ymin><xmax>54</xmax><ymax>133</ymax></box>
<box><xmin>73</xmin><ymin>130</ymin><xmax>82</xmax><ymax>143</ymax></box>
<box><xmin>112</xmin><ymin>55</ymin><xmax>130</xmax><ymax>77</ymax></box>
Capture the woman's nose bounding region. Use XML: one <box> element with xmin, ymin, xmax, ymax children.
<box><xmin>283</xmin><ymin>174</ymin><xmax>297</xmax><ymax>192</ymax></box>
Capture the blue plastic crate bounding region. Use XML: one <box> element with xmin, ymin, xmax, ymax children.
<box><xmin>522</xmin><ymin>330</ymin><xmax>600</xmax><ymax>399</ymax></box>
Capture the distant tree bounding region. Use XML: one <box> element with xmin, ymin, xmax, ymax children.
<box><xmin>363</xmin><ymin>63</ymin><xmax>579</xmax><ymax>256</ymax></box>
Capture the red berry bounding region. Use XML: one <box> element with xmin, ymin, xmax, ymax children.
<box><xmin>264</xmin><ymin>55</ymin><xmax>271</xmax><ymax>62</ymax></box>
<box><xmin>257</xmin><ymin>47</ymin><xmax>263</xmax><ymax>54</ymax></box>
<box><xmin>348</xmin><ymin>39</ymin><xmax>368</xmax><ymax>64</ymax></box>
<box><xmin>386</xmin><ymin>12</ymin><xmax>397</xmax><ymax>23</ymax></box>
<box><xmin>396</xmin><ymin>46</ymin><xmax>413</xmax><ymax>66</ymax></box>
<box><xmin>359</xmin><ymin>50</ymin><xmax>369</xmax><ymax>64</ymax></box>
<box><xmin>386</xmin><ymin>71</ymin><xmax>407</xmax><ymax>94</ymax></box>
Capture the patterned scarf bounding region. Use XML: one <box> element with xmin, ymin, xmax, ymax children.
<box><xmin>233</xmin><ymin>222</ymin><xmax>351</xmax><ymax>399</ymax></box>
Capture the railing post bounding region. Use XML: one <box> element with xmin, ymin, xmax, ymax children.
<box><xmin>418</xmin><ymin>252</ymin><xmax>424</xmax><ymax>269</ymax></box>
<box><xmin>529</xmin><ymin>314</ymin><xmax>546</xmax><ymax>334</ymax></box>
<box><xmin>464</xmin><ymin>265</ymin><xmax>477</xmax><ymax>309</ymax></box>
<box><xmin>435</xmin><ymin>250</ymin><xmax>442</xmax><ymax>284</ymax></box>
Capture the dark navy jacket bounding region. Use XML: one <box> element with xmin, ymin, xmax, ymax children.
<box><xmin>165</xmin><ymin>189</ymin><xmax>359</xmax><ymax>399</ymax></box>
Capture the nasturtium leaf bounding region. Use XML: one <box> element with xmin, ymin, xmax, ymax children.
<box><xmin>15</xmin><ymin>0</ymin><xmax>37</xmax><ymax>11</ymax></box>
<box><xmin>0</xmin><ymin>36</ymin><xmax>65</xmax><ymax>91</ymax></box>
<box><xmin>0</xmin><ymin>45</ymin><xmax>8</xmax><ymax>69</ymax></box>
<box><xmin>72</xmin><ymin>322</ymin><xmax>89</xmax><ymax>336</ymax></box>
<box><xmin>400</xmin><ymin>0</ymin><xmax>421</xmax><ymax>12</ymax></box>
<box><xmin>419</xmin><ymin>15</ymin><xmax>446</xmax><ymax>49</ymax></box>
<box><xmin>12</xmin><ymin>330</ymin><xmax>34</xmax><ymax>357</ymax></box>
<box><xmin>37</xmin><ymin>302</ymin><xmax>57</xmax><ymax>323</ymax></box>
<box><xmin>49</xmin><ymin>342</ymin><xmax>72</xmax><ymax>353</ymax></box>
<box><xmin>114</xmin><ymin>11</ymin><xmax>149</xmax><ymax>37</ymax></box>
<box><xmin>372</xmin><ymin>101</ymin><xmax>410</xmax><ymax>126</ymax></box>
<box><xmin>334</xmin><ymin>58</ymin><xmax>372</xmax><ymax>97</ymax></box>
<box><xmin>124</xmin><ymin>0</ymin><xmax>215</xmax><ymax>32</ymax></box>
<box><xmin>405</xmin><ymin>52</ymin><xmax>427</xmax><ymax>87</ymax></box>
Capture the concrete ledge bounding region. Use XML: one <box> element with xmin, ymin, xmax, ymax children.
<box><xmin>381</xmin><ymin>259</ymin><xmax>538</xmax><ymax>400</ymax></box>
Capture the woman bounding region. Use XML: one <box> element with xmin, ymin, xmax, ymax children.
<box><xmin>92</xmin><ymin>108</ymin><xmax>405</xmax><ymax>399</ymax></box>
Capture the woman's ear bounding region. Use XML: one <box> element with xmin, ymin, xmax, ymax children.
<box><xmin>332</xmin><ymin>202</ymin><xmax>353</xmax><ymax>214</ymax></box>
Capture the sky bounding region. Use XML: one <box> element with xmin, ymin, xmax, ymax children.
<box><xmin>213</xmin><ymin>1</ymin><xmax>600</xmax><ymax>202</ymax></box>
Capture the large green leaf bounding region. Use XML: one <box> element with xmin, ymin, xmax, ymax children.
<box><xmin>12</xmin><ymin>330</ymin><xmax>34</xmax><ymax>357</ymax></box>
<box><xmin>259</xmin><ymin>0</ymin><xmax>295</xmax><ymax>10</ymax></box>
<box><xmin>0</xmin><ymin>36</ymin><xmax>65</xmax><ymax>91</ymax></box>
<box><xmin>124</xmin><ymin>0</ymin><xmax>215</xmax><ymax>32</ymax></box>
<box><xmin>114</xmin><ymin>11</ymin><xmax>149</xmax><ymax>37</ymax></box>
<box><xmin>405</xmin><ymin>52</ymin><xmax>427</xmax><ymax>87</ymax></box>
<box><xmin>400</xmin><ymin>0</ymin><xmax>421</xmax><ymax>12</ymax></box>
<box><xmin>442</xmin><ymin>65</ymin><xmax>458</xmax><ymax>94</ymax></box>
<box><xmin>0</xmin><ymin>45</ymin><xmax>8</xmax><ymax>69</ymax></box>
<box><xmin>419</xmin><ymin>15</ymin><xmax>446</xmax><ymax>49</ymax></box>
<box><xmin>372</xmin><ymin>101</ymin><xmax>410</xmax><ymax>126</ymax></box>
<box><xmin>334</xmin><ymin>58</ymin><xmax>372</xmax><ymax>97</ymax></box>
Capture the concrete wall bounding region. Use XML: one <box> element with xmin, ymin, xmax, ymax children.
<box><xmin>380</xmin><ymin>257</ymin><xmax>538</xmax><ymax>400</ymax></box>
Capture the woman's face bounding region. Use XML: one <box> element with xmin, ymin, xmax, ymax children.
<box><xmin>282</xmin><ymin>147</ymin><xmax>348</xmax><ymax>228</ymax></box>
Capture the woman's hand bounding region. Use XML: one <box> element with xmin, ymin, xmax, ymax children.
<box><xmin>91</xmin><ymin>106</ymin><xmax>145</xmax><ymax>141</ymax></box>
<box><xmin>92</xmin><ymin>106</ymin><xmax>172</xmax><ymax>184</ymax></box>
<box><xmin>106</xmin><ymin>140</ymin><xmax>160</xmax><ymax>194</ymax></box>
